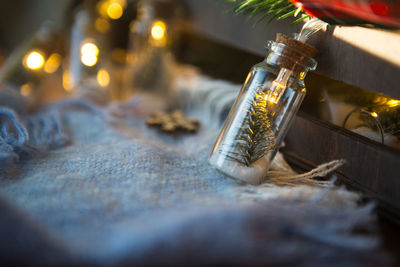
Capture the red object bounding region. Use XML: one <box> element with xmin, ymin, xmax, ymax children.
<box><xmin>290</xmin><ymin>0</ymin><xmax>400</xmax><ymax>28</ymax></box>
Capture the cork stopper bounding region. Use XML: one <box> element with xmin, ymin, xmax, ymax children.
<box><xmin>276</xmin><ymin>33</ymin><xmax>318</xmax><ymax>57</ymax></box>
<box><xmin>273</xmin><ymin>33</ymin><xmax>318</xmax><ymax>72</ymax></box>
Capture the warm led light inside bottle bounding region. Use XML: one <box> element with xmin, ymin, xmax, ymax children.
<box><xmin>265</xmin><ymin>69</ymin><xmax>291</xmax><ymax>105</ymax></box>
<box><xmin>266</xmin><ymin>80</ymin><xmax>286</xmax><ymax>104</ymax></box>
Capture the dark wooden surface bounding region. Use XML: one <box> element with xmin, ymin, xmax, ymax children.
<box><xmin>181</xmin><ymin>0</ymin><xmax>400</xmax><ymax>100</ymax></box>
<box><xmin>283</xmin><ymin>111</ymin><xmax>400</xmax><ymax>222</ymax></box>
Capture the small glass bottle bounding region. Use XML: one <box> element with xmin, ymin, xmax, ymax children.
<box><xmin>125</xmin><ymin>0</ymin><xmax>181</xmax><ymax>96</ymax></box>
<box><xmin>209</xmin><ymin>34</ymin><xmax>317</xmax><ymax>185</ymax></box>
<box><xmin>67</xmin><ymin>0</ymin><xmax>111</xmax><ymax>93</ymax></box>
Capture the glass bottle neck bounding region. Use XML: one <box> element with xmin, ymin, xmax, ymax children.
<box><xmin>264</xmin><ymin>53</ymin><xmax>308</xmax><ymax>81</ymax></box>
<box><xmin>264</xmin><ymin>41</ymin><xmax>317</xmax><ymax>81</ymax></box>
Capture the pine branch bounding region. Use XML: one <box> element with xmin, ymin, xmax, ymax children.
<box><xmin>219</xmin><ymin>0</ymin><xmax>305</xmax><ymax>26</ymax></box>
<box><xmin>220</xmin><ymin>91</ymin><xmax>276</xmax><ymax>166</ymax></box>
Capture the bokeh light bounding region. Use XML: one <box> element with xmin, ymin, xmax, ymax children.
<box><xmin>97</xmin><ymin>68</ymin><xmax>110</xmax><ymax>88</ymax></box>
<box><xmin>23</xmin><ymin>50</ymin><xmax>45</xmax><ymax>70</ymax></box>
<box><xmin>371</xmin><ymin>112</ymin><xmax>379</xmax><ymax>118</ymax></box>
<box><xmin>44</xmin><ymin>53</ymin><xmax>62</xmax><ymax>73</ymax></box>
<box><xmin>95</xmin><ymin>18</ymin><xmax>110</xmax><ymax>33</ymax></box>
<box><xmin>62</xmin><ymin>70</ymin><xmax>74</xmax><ymax>92</ymax></box>
<box><xmin>20</xmin><ymin>83</ymin><xmax>33</xmax><ymax>96</ymax></box>
<box><xmin>81</xmin><ymin>41</ymin><xmax>99</xmax><ymax>67</ymax></box>
<box><xmin>107</xmin><ymin>2</ymin><xmax>123</xmax><ymax>20</ymax></box>
<box><xmin>151</xmin><ymin>21</ymin><xmax>166</xmax><ymax>41</ymax></box>
<box><xmin>97</xmin><ymin>0</ymin><xmax>126</xmax><ymax>20</ymax></box>
<box><xmin>387</xmin><ymin>99</ymin><xmax>400</xmax><ymax>107</ymax></box>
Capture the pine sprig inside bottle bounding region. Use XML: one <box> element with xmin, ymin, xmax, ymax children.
<box><xmin>220</xmin><ymin>90</ymin><xmax>275</xmax><ymax>166</ymax></box>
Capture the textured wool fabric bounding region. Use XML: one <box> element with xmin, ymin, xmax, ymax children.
<box><xmin>0</xmin><ymin>75</ymin><xmax>391</xmax><ymax>266</ymax></box>
<box><xmin>0</xmin><ymin>90</ymin><xmax>109</xmax><ymax>172</ymax></box>
<box><xmin>0</xmin><ymin>103</ymin><xmax>390</xmax><ymax>266</ymax></box>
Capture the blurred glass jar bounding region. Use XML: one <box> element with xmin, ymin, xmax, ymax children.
<box><xmin>66</xmin><ymin>0</ymin><xmax>112</xmax><ymax>98</ymax></box>
<box><xmin>209</xmin><ymin>34</ymin><xmax>317</xmax><ymax>185</ymax></box>
<box><xmin>124</xmin><ymin>0</ymin><xmax>182</xmax><ymax>98</ymax></box>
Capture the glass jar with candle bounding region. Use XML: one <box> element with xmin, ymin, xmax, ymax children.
<box><xmin>209</xmin><ymin>34</ymin><xmax>317</xmax><ymax>185</ymax></box>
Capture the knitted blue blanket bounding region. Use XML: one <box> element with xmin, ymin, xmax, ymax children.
<box><xmin>0</xmin><ymin>86</ymin><xmax>390</xmax><ymax>266</ymax></box>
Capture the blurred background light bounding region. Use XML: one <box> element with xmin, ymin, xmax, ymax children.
<box><xmin>20</xmin><ymin>83</ymin><xmax>33</xmax><ymax>96</ymax></box>
<box><xmin>80</xmin><ymin>41</ymin><xmax>99</xmax><ymax>67</ymax></box>
<box><xmin>107</xmin><ymin>2</ymin><xmax>123</xmax><ymax>20</ymax></box>
<box><xmin>151</xmin><ymin>20</ymin><xmax>166</xmax><ymax>41</ymax></box>
<box><xmin>44</xmin><ymin>53</ymin><xmax>62</xmax><ymax>73</ymax></box>
<box><xmin>387</xmin><ymin>100</ymin><xmax>400</xmax><ymax>107</ymax></box>
<box><xmin>24</xmin><ymin>50</ymin><xmax>45</xmax><ymax>70</ymax></box>
<box><xmin>95</xmin><ymin>17</ymin><xmax>110</xmax><ymax>33</ymax></box>
<box><xmin>97</xmin><ymin>68</ymin><xmax>110</xmax><ymax>88</ymax></box>
<box><xmin>371</xmin><ymin>112</ymin><xmax>379</xmax><ymax>118</ymax></box>
<box><xmin>62</xmin><ymin>70</ymin><xmax>74</xmax><ymax>91</ymax></box>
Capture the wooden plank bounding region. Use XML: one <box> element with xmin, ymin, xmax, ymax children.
<box><xmin>283</xmin><ymin>111</ymin><xmax>400</xmax><ymax>220</ymax></box>
<box><xmin>308</xmin><ymin>26</ymin><xmax>400</xmax><ymax>100</ymax></box>
<box><xmin>182</xmin><ymin>0</ymin><xmax>400</xmax><ymax>99</ymax></box>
